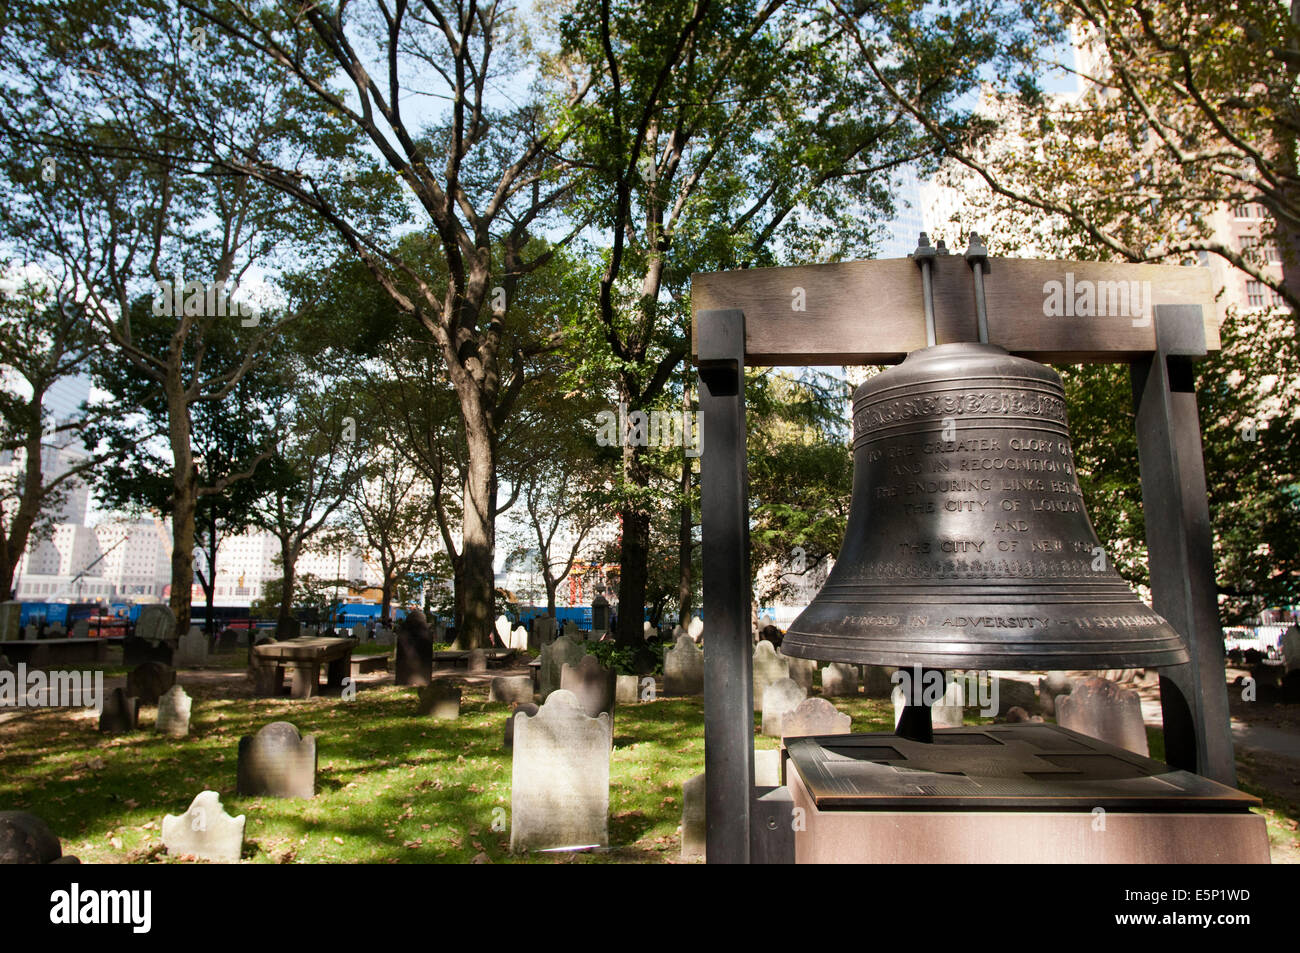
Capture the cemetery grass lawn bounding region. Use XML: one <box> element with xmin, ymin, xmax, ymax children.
<box><xmin>1</xmin><ymin>678</ymin><xmax>907</xmax><ymax>864</ymax></box>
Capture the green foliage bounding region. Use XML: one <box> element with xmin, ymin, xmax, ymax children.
<box><xmin>584</xmin><ymin>638</ymin><xmax>665</xmax><ymax>676</ymax></box>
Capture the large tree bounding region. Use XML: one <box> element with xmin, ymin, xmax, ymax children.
<box><xmin>555</xmin><ymin>0</ymin><xmax>1035</xmax><ymax>644</ymax></box>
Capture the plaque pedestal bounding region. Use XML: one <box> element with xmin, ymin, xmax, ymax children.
<box><xmin>784</xmin><ymin>724</ymin><xmax>1270</xmax><ymax>864</ymax></box>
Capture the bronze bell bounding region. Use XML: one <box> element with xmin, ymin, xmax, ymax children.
<box><xmin>781</xmin><ymin>340</ymin><xmax>1190</xmax><ymax>672</ymax></box>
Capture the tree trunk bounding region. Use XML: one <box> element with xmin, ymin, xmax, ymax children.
<box><xmin>546</xmin><ymin>577</ymin><xmax>558</xmax><ymax>618</ymax></box>
<box><xmin>277</xmin><ymin>541</ymin><xmax>298</xmax><ymax>635</ymax></box>
<box><xmin>459</xmin><ymin>413</ymin><xmax>497</xmax><ymax>649</ymax></box>
<box><xmin>677</xmin><ymin>378</ymin><xmax>693</xmax><ymax>625</ymax></box>
<box><xmin>0</xmin><ymin>411</ymin><xmax>47</xmax><ymax>599</ymax></box>
<box><xmin>616</xmin><ymin>448</ymin><xmax>651</xmax><ymax>646</ymax></box>
<box><xmin>380</xmin><ymin>575</ymin><xmax>394</xmax><ymax>626</ymax></box>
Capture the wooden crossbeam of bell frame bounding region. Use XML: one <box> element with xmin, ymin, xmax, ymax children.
<box><xmin>693</xmin><ymin>255</ymin><xmax>1234</xmax><ymax>865</ymax></box>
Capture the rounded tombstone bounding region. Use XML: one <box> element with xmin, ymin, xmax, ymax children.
<box><xmin>403</xmin><ymin>609</ymin><xmax>431</xmax><ymax>641</ymax></box>
<box><xmin>126</xmin><ymin>661</ymin><xmax>176</xmax><ymax>706</ymax></box>
<box><xmin>0</xmin><ymin>812</ymin><xmax>64</xmax><ymax>864</ymax></box>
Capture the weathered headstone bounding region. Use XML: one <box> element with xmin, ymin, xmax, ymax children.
<box><xmin>533</xmin><ymin>616</ymin><xmax>557</xmax><ymax>646</ymax></box>
<box><xmin>561</xmin><ymin>654</ymin><xmax>616</xmax><ymax>718</ymax></box>
<box><xmin>509</xmin><ymin>625</ymin><xmax>529</xmax><ymax>651</ymax></box>
<box><xmin>1281</xmin><ymin>624</ymin><xmax>1300</xmax><ymax>673</ymax></box>
<box><xmin>237</xmin><ymin>722</ymin><xmax>317</xmax><ymax>798</ymax></box>
<box><xmin>135</xmin><ymin>604</ymin><xmax>177</xmax><ymax>643</ymax></box>
<box><xmin>754</xmin><ymin>748</ymin><xmax>781</xmax><ymax>786</ymax></box>
<box><xmin>687</xmin><ymin>616</ymin><xmax>704</xmax><ymax>643</ymax></box>
<box><xmin>0</xmin><ymin>602</ymin><xmax>21</xmax><ymax>642</ymax></box>
<box><xmin>510</xmin><ymin>690</ymin><xmax>610</xmax><ymax>852</ymax></box>
<box><xmin>351</xmin><ymin>623</ymin><xmax>367</xmax><ymax>642</ymax></box>
<box><xmin>395</xmin><ymin>611</ymin><xmax>433</xmax><ymax>687</ymax></box>
<box><xmin>375</xmin><ymin>627</ymin><xmax>395</xmax><ymax>646</ymax></box>
<box><xmin>820</xmin><ymin>662</ymin><xmax>859</xmax><ymax>697</ymax></box>
<box><xmin>932</xmin><ymin>679</ymin><xmax>965</xmax><ymax>729</ymax></box>
<box><xmin>126</xmin><ymin>661</ymin><xmax>176</xmax><ymax>706</ymax></box>
<box><xmin>752</xmin><ymin>641</ymin><xmax>789</xmax><ymax>712</ymax></box>
<box><xmin>681</xmin><ymin>773</ymin><xmax>706</xmax><ymax>861</ymax></box>
<box><xmin>0</xmin><ymin>811</ymin><xmax>68</xmax><ymax>863</ymax></box>
<box><xmin>761</xmin><ymin>677</ymin><xmax>807</xmax><ymax>737</ymax></box>
<box><xmin>214</xmin><ymin>628</ymin><xmax>239</xmax><ymax>654</ymax></box>
<box><xmin>781</xmin><ymin>697</ymin><xmax>851</xmax><ymax>739</ymax></box>
<box><xmin>539</xmin><ymin>634</ymin><xmax>587</xmax><ymax>700</ymax></box>
<box><xmin>864</xmin><ymin>665</ymin><xmax>896</xmax><ymax>698</ymax></box>
<box><xmin>98</xmin><ymin>688</ymin><xmax>139</xmax><ymax>734</ymax></box>
<box><xmin>176</xmin><ymin>629</ymin><xmax>209</xmax><ymax>667</ymax></box>
<box><xmin>155</xmin><ymin>685</ymin><xmax>193</xmax><ymax>738</ymax></box>
<box><xmin>466</xmin><ymin>648</ymin><xmax>487</xmax><ymax>673</ymax></box>
<box><xmin>614</xmin><ymin>674</ymin><xmax>639</xmax><ymax>705</ymax></box>
<box><xmin>1056</xmin><ymin>677</ymin><xmax>1149</xmax><ymax>756</ymax></box>
<box><xmin>490</xmin><ymin>675</ymin><xmax>533</xmax><ymax>706</ymax></box>
<box><xmin>72</xmin><ymin>619</ymin><xmax>89</xmax><ymax>639</ymax></box>
<box><xmin>161</xmin><ymin>791</ymin><xmax>245</xmax><ymax>863</ymax></box>
<box><xmin>504</xmin><ymin>702</ymin><xmax>540</xmax><ymax>747</ymax></box>
<box><xmin>664</xmin><ymin>634</ymin><xmax>704</xmax><ymax>695</ymax></box>
<box><xmin>494</xmin><ymin>614</ymin><xmax>512</xmax><ymax>648</ymax></box>
<box><xmin>784</xmin><ymin>654</ymin><xmax>817</xmax><ymax>692</ymax></box>
<box><xmin>417</xmin><ymin>682</ymin><xmax>461</xmax><ymax>719</ymax></box>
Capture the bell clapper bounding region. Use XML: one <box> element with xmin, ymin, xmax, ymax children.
<box><xmin>895</xmin><ymin>666</ymin><xmax>944</xmax><ymax>744</ymax></box>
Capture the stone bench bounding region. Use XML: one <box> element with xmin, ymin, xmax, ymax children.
<box><xmin>251</xmin><ymin>636</ymin><xmax>357</xmax><ymax>699</ymax></box>
<box><xmin>350</xmin><ymin>654</ymin><xmax>390</xmax><ymax>677</ymax></box>
<box><xmin>0</xmin><ymin>638</ymin><xmax>112</xmax><ymax>666</ymax></box>
<box><xmin>433</xmin><ymin>649</ymin><xmax>517</xmax><ymax>671</ymax></box>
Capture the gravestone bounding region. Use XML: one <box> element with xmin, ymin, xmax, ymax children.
<box><xmin>72</xmin><ymin>619</ymin><xmax>89</xmax><ymax>639</ymax></box>
<box><xmin>126</xmin><ymin>662</ymin><xmax>176</xmax><ymax>706</ymax></box>
<box><xmin>490</xmin><ymin>675</ymin><xmax>534</xmax><ymax>706</ymax></box>
<box><xmin>98</xmin><ymin>688</ymin><xmax>139</xmax><ymax>734</ymax></box>
<box><xmin>0</xmin><ymin>811</ymin><xmax>68</xmax><ymax>863</ymax></box>
<box><xmin>761</xmin><ymin>677</ymin><xmax>807</xmax><ymax>737</ymax></box>
<box><xmin>509</xmin><ymin>625</ymin><xmax>529</xmax><ymax>651</ymax></box>
<box><xmin>754</xmin><ymin>748</ymin><xmax>781</xmax><ymax>786</ymax></box>
<box><xmin>534</xmin><ymin>616</ymin><xmax>557</xmax><ymax>646</ymax></box>
<box><xmin>494</xmin><ymin>615</ymin><xmax>512</xmax><ymax>648</ymax></box>
<box><xmin>539</xmin><ymin>635</ymin><xmax>587</xmax><ymax>701</ymax></box>
<box><xmin>615</xmin><ymin>674</ymin><xmax>639</xmax><ymax>705</ymax></box>
<box><xmin>681</xmin><ymin>773</ymin><xmax>706</xmax><ymax>862</ymax></box>
<box><xmin>510</xmin><ymin>690</ymin><xmax>610</xmax><ymax>852</ymax></box>
<box><xmin>467</xmin><ymin>648</ymin><xmax>487</xmax><ymax>673</ymax></box>
<box><xmin>1056</xmin><ymin>677</ymin><xmax>1149</xmax><ymax>756</ymax></box>
<box><xmin>562</xmin><ymin>620</ymin><xmax>579</xmax><ymax>640</ymax></box>
<box><xmin>161</xmin><ymin>791</ymin><xmax>245</xmax><ymax>863</ymax></box>
<box><xmin>0</xmin><ymin>602</ymin><xmax>21</xmax><ymax>642</ymax></box>
<box><xmin>643</xmin><ymin>621</ymin><xmax>655</xmax><ymax>642</ymax></box>
<box><xmin>0</xmin><ymin>653</ymin><xmax>12</xmax><ymax>673</ymax></box>
<box><xmin>864</xmin><ymin>665</ymin><xmax>896</xmax><ymax>699</ymax></box>
<box><xmin>155</xmin><ymin>685</ymin><xmax>193</xmax><ymax>738</ymax></box>
<box><xmin>561</xmin><ymin>654</ymin><xmax>616</xmax><ymax>718</ymax></box>
<box><xmin>417</xmin><ymin>682</ymin><xmax>461</xmax><ymax>719</ymax></box>
<box><xmin>687</xmin><ymin>616</ymin><xmax>704</xmax><ymax>643</ymax></box>
<box><xmin>375</xmin><ymin>627</ymin><xmax>395</xmax><ymax>647</ymax></box>
<box><xmin>395</xmin><ymin>611</ymin><xmax>433</xmax><ymax>687</ymax></box>
<box><xmin>1281</xmin><ymin>624</ymin><xmax>1300</xmax><ymax>673</ymax></box>
<box><xmin>176</xmin><ymin>630</ymin><xmax>209</xmax><ymax>667</ymax></box>
<box><xmin>135</xmin><ymin>604</ymin><xmax>177</xmax><ymax>643</ymax></box>
<box><xmin>351</xmin><ymin>623</ymin><xmax>367</xmax><ymax>642</ymax></box>
<box><xmin>276</xmin><ymin>617</ymin><xmax>301</xmax><ymax>640</ymax></box>
<box><xmin>1038</xmin><ymin>671</ymin><xmax>1073</xmax><ymax>716</ymax></box>
<box><xmin>123</xmin><ymin>635</ymin><xmax>174</xmax><ymax>667</ymax></box>
<box><xmin>237</xmin><ymin>722</ymin><xmax>317</xmax><ymax>798</ymax></box>
<box><xmin>214</xmin><ymin>628</ymin><xmax>239</xmax><ymax>654</ymax></box>
<box><xmin>784</xmin><ymin>654</ymin><xmax>817</xmax><ymax>692</ymax></box>
<box><xmin>504</xmin><ymin>702</ymin><xmax>540</xmax><ymax>747</ymax></box>
<box><xmin>820</xmin><ymin>662</ymin><xmax>859</xmax><ymax>697</ymax></box>
<box><xmin>664</xmin><ymin>635</ymin><xmax>704</xmax><ymax>695</ymax></box>
<box><xmin>752</xmin><ymin>641</ymin><xmax>789</xmax><ymax>712</ymax></box>
<box><xmin>781</xmin><ymin>697</ymin><xmax>851</xmax><ymax>739</ymax></box>
<box><xmin>932</xmin><ymin>679</ymin><xmax>965</xmax><ymax>729</ymax></box>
